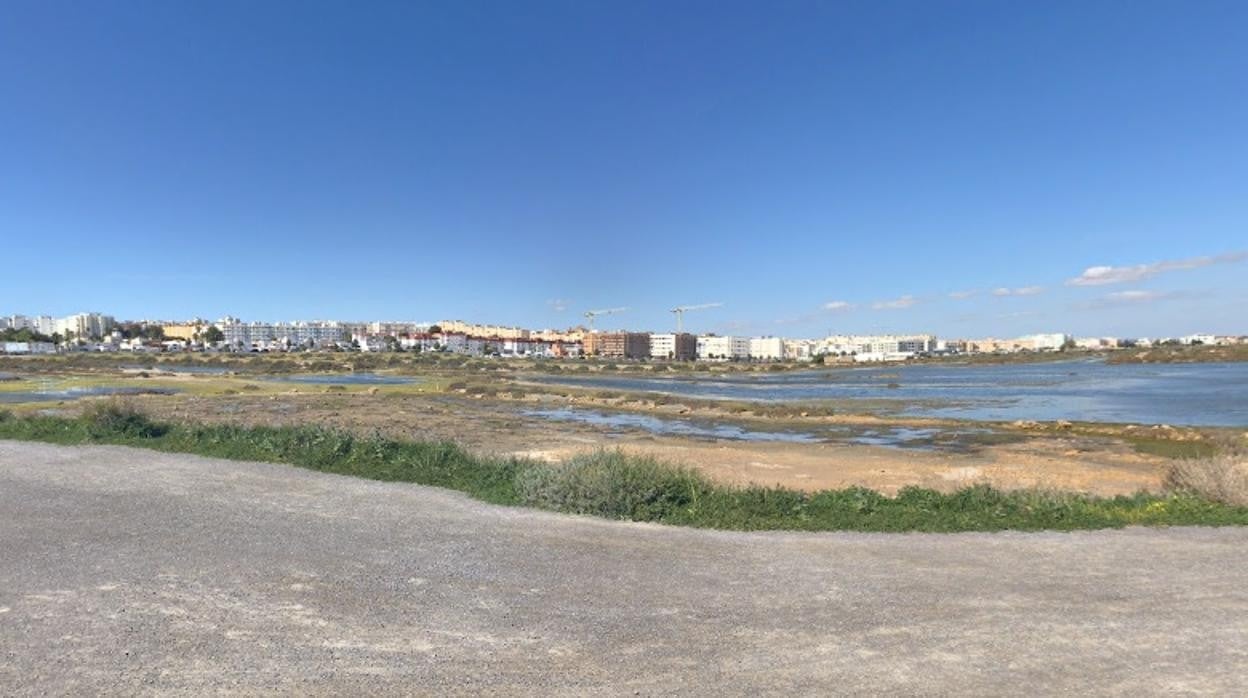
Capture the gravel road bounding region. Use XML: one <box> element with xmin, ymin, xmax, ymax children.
<box><xmin>2</xmin><ymin>440</ymin><xmax>1246</xmax><ymax>695</ymax></box>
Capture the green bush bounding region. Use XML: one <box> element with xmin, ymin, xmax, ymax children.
<box><xmin>82</xmin><ymin>400</ymin><xmax>167</xmax><ymax>439</ymax></box>
<box><xmin>516</xmin><ymin>450</ymin><xmax>711</xmax><ymax>520</ymax></box>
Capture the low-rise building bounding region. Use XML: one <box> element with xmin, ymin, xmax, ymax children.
<box><xmin>2</xmin><ymin>341</ymin><xmax>56</xmax><ymax>354</ymax></box>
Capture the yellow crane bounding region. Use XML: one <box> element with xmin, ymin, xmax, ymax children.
<box><xmin>670</xmin><ymin>303</ymin><xmax>722</xmax><ymax>332</ymax></box>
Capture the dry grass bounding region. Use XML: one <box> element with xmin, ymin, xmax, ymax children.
<box><xmin>1166</xmin><ymin>448</ymin><xmax>1248</xmax><ymax>506</ymax></box>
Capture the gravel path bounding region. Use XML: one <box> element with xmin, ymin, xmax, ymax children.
<box><xmin>2</xmin><ymin>440</ymin><xmax>1246</xmax><ymax>695</ymax></box>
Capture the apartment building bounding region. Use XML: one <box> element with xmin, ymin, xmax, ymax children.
<box><xmin>649</xmin><ymin>333</ymin><xmax>697</xmax><ymax>361</ymax></box>
<box><xmin>817</xmin><ymin>334</ymin><xmax>937</xmax><ymax>360</ymax></box>
<box><xmin>532</xmin><ymin>328</ymin><xmax>585</xmax><ymax>344</ymax></box>
<box><xmin>55</xmin><ymin>313</ymin><xmax>116</xmax><ymax>340</ymax></box>
<box><xmin>748</xmin><ymin>336</ymin><xmax>784</xmax><ymax>361</ymax></box>
<box><xmin>1021</xmin><ymin>333</ymin><xmax>1071</xmax><ymax>351</ymax></box>
<box><xmin>437</xmin><ymin>320</ymin><xmax>530</xmax><ymax>340</ymax></box>
<box><xmin>367</xmin><ymin>321</ymin><xmax>432</xmax><ymax>337</ymax></box>
<box><xmin>217</xmin><ymin>317</ymin><xmax>348</xmax><ymax>349</ymax></box>
<box><xmin>697</xmin><ymin>335</ymin><xmax>749</xmax><ymax>361</ymax></box>
<box><xmin>584</xmin><ymin>332</ymin><xmax>650</xmax><ymax>359</ymax></box>
<box><xmin>161</xmin><ymin>321</ymin><xmax>206</xmax><ymax>341</ymax></box>
<box><xmin>1074</xmin><ymin>337</ymin><xmax>1120</xmax><ymax>350</ymax></box>
<box><xmin>783</xmin><ymin>338</ymin><xmax>816</xmax><ymax>361</ymax></box>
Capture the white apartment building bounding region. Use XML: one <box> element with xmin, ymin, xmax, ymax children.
<box><xmin>783</xmin><ymin>338</ymin><xmax>816</xmax><ymax>361</ymax></box>
<box><xmin>1075</xmin><ymin>337</ymin><xmax>1119</xmax><ymax>350</ymax></box>
<box><xmin>217</xmin><ymin>317</ymin><xmax>348</xmax><ymax>349</ymax></box>
<box><xmin>1021</xmin><ymin>333</ymin><xmax>1071</xmax><ymax>351</ymax></box>
<box><xmin>367</xmin><ymin>321</ymin><xmax>432</xmax><ymax>336</ymax></box>
<box><xmin>748</xmin><ymin>336</ymin><xmax>784</xmax><ymax>361</ymax></box>
<box><xmin>816</xmin><ymin>334</ymin><xmax>938</xmax><ymax>361</ymax></box>
<box><xmin>54</xmin><ymin>313</ymin><xmax>116</xmax><ymax>341</ymax></box>
<box><xmin>697</xmin><ymin>335</ymin><xmax>750</xmax><ymax>361</ymax></box>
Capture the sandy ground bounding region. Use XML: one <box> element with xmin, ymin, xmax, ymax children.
<box><xmin>2</xmin><ymin>441</ymin><xmax>1246</xmax><ymax>695</ymax></box>
<box><xmin>99</xmin><ymin>390</ymin><xmax>1173</xmax><ymax>496</ymax></box>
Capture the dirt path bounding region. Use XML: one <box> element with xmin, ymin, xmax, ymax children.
<box><xmin>2</xmin><ymin>441</ymin><xmax>1245</xmax><ymax>695</ymax></box>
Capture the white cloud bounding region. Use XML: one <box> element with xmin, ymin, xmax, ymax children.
<box><xmin>546</xmin><ymin>299</ymin><xmax>568</xmax><ymax>312</ymax></box>
<box><xmin>948</xmin><ymin>290</ymin><xmax>978</xmax><ymax>300</ymax></box>
<box><xmin>1076</xmin><ymin>289</ymin><xmax>1195</xmax><ymax>310</ymax></box>
<box><xmin>992</xmin><ymin>286</ymin><xmax>1045</xmax><ymax>297</ymax></box>
<box><xmin>872</xmin><ymin>295</ymin><xmax>916</xmax><ymax>310</ymax></box>
<box><xmin>1106</xmin><ymin>290</ymin><xmax>1167</xmax><ymax>303</ymax></box>
<box><xmin>1067</xmin><ymin>251</ymin><xmax>1247</xmax><ymax>286</ymax></box>
<box><xmin>822</xmin><ymin>300</ymin><xmax>853</xmax><ymax>312</ymax></box>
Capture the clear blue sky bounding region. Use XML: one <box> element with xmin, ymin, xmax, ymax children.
<box><xmin>2</xmin><ymin>0</ymin><xmax>1246</xmax><ymax>338</ymax></box>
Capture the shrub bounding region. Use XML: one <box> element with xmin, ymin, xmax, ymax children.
<box><xmin>0</xmin><ymin>409</ymin><xmax>13</xmax><ymax>423</ymax></box>
<box><xmin>82</xmin><ymin>400</ymin><xmax>167</xmax><ymax>439</ymax></box>
<box><xmin>515</xmin><ymin>450</ymin><xmax>712</xmax><ymax>521</ymax></box>
<box><xmin>1166</xmin><ymin>451</ymin><xmax>1248</xmax><ymax>506</ymax></box>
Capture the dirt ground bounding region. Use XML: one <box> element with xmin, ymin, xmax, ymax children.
<box><xmin>95</xmin><ymin>389</ymin><xmax>1174</xmax><ymax>496</ymax></box>
<box><xmin>6</xmin><ymin>441</ymin><xmax>1246</xmax><ymax>695</ymax></box>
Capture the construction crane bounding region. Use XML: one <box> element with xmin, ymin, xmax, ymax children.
<box><xmin>583</xmin><ymin>307</ymin><xmax>627</xmax><ymax>331</ymax></box>
<box><xmin>670</xmin><ymin>303</ymin><xmax>722</xmax><ymax>332</ymax></box>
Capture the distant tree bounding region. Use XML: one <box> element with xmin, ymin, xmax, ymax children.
<box><xmin>203</xmin><ymin>325</ymin><xmax>225</xmax><ymax>344</ymax></box>
<box><xmin>428</xmin><ymin>324</ymin><xmax>443</xmax><ymax>334</ymax></box>
<box><xmin>144</xmin><ymin>325</ymin><xmax>166</xmax><ymax>341</ymax></box>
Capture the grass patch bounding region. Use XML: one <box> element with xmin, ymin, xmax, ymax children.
<box><xmin>1</xmin><ymin>403</ymin><xmax>1246</xmax><ymax>532</ymax></box>
<box><xmin>1130</xmin><ymin>438</ymin><xmax>1217</xmax><ymax>459</ymax></box>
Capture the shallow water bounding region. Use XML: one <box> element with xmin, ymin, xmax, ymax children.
<box><xmin>528</xmin><ymin>359</ymin><xmax>1248</xmax><ymax>426</ymax></box>
<box><xmin>522</xmin><ymin>408</ymin><xmax>821</xmax><ymax>443</ymax></box>
<box><xmin>0</xmin><ymin>386</ymin><xmax>180</xmax><ymax>403</ymax></box>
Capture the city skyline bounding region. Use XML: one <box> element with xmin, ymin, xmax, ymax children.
<box><xmin>3</xmin><ymin>2</ymin><xmax>1247</xmax><ymax>337</ymax></box>
<box><xmin>2</xmin><ymin>305</ymin><xmax>1238</xmax><ymax>344</ymax></box>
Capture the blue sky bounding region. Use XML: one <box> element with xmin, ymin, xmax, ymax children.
<box><xmin>2</xmin><ymin>0</ymin><xmax>1246</xmax><ymax>338</ymax></box>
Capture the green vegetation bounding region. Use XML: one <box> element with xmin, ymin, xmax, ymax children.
<box><xmin>1107</xmin><ymin>343</ymin><xmax>1248</xmax><ymax>365</ymax></box>
<box><xmin>1</xmin><ymin>402</ymin><xmax>1246</xmax><ymax>532</ymax></box>
<box><xmin>1129</xmin><ymin>437</ymin><xmax>1217</xmax><ymax>460</ymax></box>
<box><xmin>0</xmin><ymin>327</ymin><xmax>57</xmax><ymax>343</ymax></box>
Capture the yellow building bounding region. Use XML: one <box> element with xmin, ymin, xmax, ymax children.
<box><xmin>161</xmin><ymin>322</ymin><xmax>204</xmax><ymax>341</ymax></box>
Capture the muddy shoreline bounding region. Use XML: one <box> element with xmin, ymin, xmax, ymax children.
<box><xmin>1</xmin><ymin>362</ymin><xmax>1235</xmax><ymax>496</ymax></box>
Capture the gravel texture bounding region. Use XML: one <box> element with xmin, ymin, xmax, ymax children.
<box><xmin>2</xmin><ymin>440</ymin><xmax>1246</xmax><ymax>695</ymax></box>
